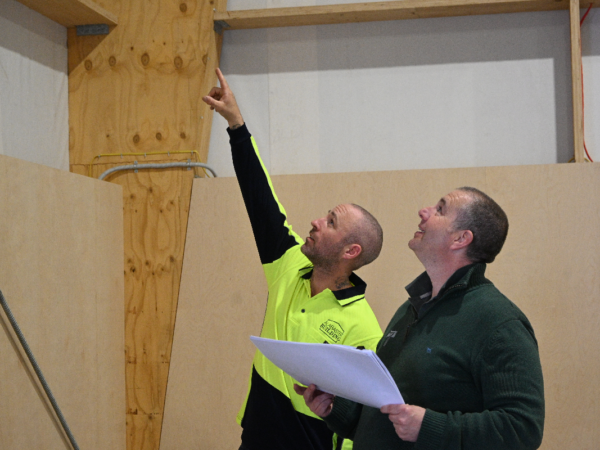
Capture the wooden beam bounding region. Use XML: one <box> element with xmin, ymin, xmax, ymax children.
<box><xmin>570</xmin><ymin>0</ymin><xmax>585</xmax><ymax>162</ymax></box>
<box><xmin>68</xmin><ymin>0</ymin><xmax>225</xmax><ymax>449</ymax></box>
<box><xmin>213</xmin><ymin>0</ymin><xmax>591</xmax><ymax>30</ymax></box>
<box><xmin>15</xmin><ymin>0</ymin><xmax>117</xmax><ymax>27</ymax></box>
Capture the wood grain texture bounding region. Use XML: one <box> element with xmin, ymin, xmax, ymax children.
<box><xmin>163</xmin><ymin>163</ymin><xmax>600</xmax><ymax>449</ymax></box>
<box><xmin>68</xmin><ymin>1</ymin><xmax>224</xmax><ymax>448</ymax></box>
<box><xmin>67</xmin><ymin>27</ymin><xmax>112</xmax><ymax>75</ymax></box>
<box><xmin>0</xmin><ymin>155</ymin><xmax>124</xmax><ymax>450</ymax></box>
<box><xmin>122</xmin><ymin>168</ymin><xmax>194</xmax><ymax>450</ymax></box>
<box><xmin>214</xmin><ymin>0</ymin><xmax>599</xmax><ymax>30</ymax></box>
<box><xmin>15</xmin><ymin>0</ymin><xmax>117</xmax><ymax>27</ymax></box>
<box><xmin>68</xmin><ymin>0</ymin><xmax>219</xmax><ymax>167</ymax></box>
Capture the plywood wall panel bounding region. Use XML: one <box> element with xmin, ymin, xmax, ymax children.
<box><xmin>0</xmin><ymin>155</ymin><xmax>124</xmax><ymax>450</ymax></box>
<box><xmin>163</xmin><ymin>162</ymin><xmax>600</xmax><ymax>449</ymax></box>
<box><xmin>483</xmin><ymin>163</ymin><xmax>600</xmax><ymax>448</ymax></box>
<box><xmin>160</xmin><ymin>178</ymin><xmax>267</xmax><ymax>450</ymax></box>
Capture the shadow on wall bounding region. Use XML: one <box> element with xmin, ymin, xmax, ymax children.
<box><xmin>0</xmin><ymin>0</ymin><xmax>67</xmax><ymax>72</ymax></box>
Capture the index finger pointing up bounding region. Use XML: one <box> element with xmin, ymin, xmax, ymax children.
<box><xmin>215</xmin><ymin>68</ymin><xmax>229</xmax><ymax>90</ymax></box>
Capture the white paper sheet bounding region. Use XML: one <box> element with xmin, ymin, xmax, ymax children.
<box><xmin>251</xmin><ymin>336</ymin><xmax>404</xmax><ymax>409</ymax></box>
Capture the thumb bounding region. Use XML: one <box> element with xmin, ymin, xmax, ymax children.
<box><xmin>202</xmin><ymin>95</ymin><xmax>219</xmax><ymax>108</ymax></box>
<box><xmin>293</xmin><ymin>384</ymin><xmax>307</xmax><ymax>395</ymax></box>
<box><xmin>381</xmin><ymin>404</ymin><xmax>405</xmax><ymax>415</ymax></box>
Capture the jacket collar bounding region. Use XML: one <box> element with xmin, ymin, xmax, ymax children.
<box><xmin>300</xmin><ymin>267</ymin><xmax>367</xmax><ymax>306</ymax></box>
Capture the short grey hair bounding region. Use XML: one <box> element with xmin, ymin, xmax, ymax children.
<box><xmin>453</xmin><ymin>187</ymin><xmax>509</xmax><ymax>264</ymax></box>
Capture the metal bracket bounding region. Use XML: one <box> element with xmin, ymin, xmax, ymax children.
<box><xmin>76</xmin><ymin>24</ymin><xmax>110</xmax><ymax>36</ymax></box>
<box><xmin>214</xmin><ymin>20</ymin><xmax>230</xmax><ymax>35</ymax></box>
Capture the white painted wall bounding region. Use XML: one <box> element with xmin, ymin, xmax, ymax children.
<box><xmin>0</xmin><ymin>0</ymin><xmax>68</xmax><ymax>171</ymax></box>
<box><xmin>1</xmin><ymin>0</ymin><xmax>598</xmax><ymax>175</ymax></box>
<box><xmin>207</xmin><ymin>0</ymin><xmax>600</xmax><ymax>177</ymax></box>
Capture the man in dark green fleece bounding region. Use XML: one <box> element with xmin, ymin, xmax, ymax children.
<box><xmin>296</xmin><ymin>188</ymin><xmax>545</xmax><ymax>449</ymax></box>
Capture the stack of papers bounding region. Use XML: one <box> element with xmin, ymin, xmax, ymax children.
<box><xmin>251</xmin><ymin>336</ymin><xmax>404</xmax><ymax>408</ymax></box>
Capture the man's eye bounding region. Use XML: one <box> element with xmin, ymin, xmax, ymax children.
<box><xmin>436</xmin><ymin>206</ymin><xmax>442</xmax><ymax>214</ymax></box>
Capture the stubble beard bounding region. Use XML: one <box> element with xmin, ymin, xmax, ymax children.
<box><xmin>301</xmin><ymin>241</ymin><xmax>342</xmax><ymax>273</ymax></box>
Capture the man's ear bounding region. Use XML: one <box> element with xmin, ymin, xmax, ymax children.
<box><xmin>451</xmin><ymin>230</ymin><xmax>473</xmax><ymax>251</ymax></box>
<box><xmin>343</xmin><ymin>243</ymin><xmax>362</xmax><ymax>260</ymax></box>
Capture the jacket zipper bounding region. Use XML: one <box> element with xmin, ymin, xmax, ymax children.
<box><xmin>403</xmin><ymin>307</ymin><xmax>418</xmax><ymax>342</ymax></box>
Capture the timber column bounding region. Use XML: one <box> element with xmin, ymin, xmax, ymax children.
<box><xmin>68</xmin><ymin>1</ymin><xmax>225</xmax><ymax>449</ymax></box>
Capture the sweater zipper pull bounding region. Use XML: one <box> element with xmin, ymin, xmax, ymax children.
<box><xmin>403</xmin><ymin>308</ymin><xmax>418</xmax><ymax>342</ymax></box>
<box><xmin>403</xmin><ymin>319</ymin><xmax>418</xmax><ymax>342</ymax></box>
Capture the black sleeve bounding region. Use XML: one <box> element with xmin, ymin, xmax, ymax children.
<box><xmin>228</xmin><ymin>124</ymin><xmax>300</xmax><ymax>265</ymax></box>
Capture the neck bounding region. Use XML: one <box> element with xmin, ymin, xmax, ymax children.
<box><xmin>310</xmin><ymin>265</ymin><xmax>352</xmax><ymax>297</ymax></box>
<box><xmin>424</xmin><ymin>258</ymin><xmax>472</xmax><ymax>298</ymax></box>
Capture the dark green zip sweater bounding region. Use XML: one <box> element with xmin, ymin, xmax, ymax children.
<box><xmin>325</xmin><ymin>263</ymin><xmax>545</xmax><ymax>450</ymax></box>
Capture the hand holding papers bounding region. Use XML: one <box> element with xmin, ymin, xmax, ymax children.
<box><xmin>250</xmin><ymin>336</ymin><xmax>404</xmax><ymax>408</ymax></box>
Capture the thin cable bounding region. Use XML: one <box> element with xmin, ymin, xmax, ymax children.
<box><xmin>579</xmin><ymin>3</ymin><xmax>594</xmax><ymax>162</ymax></box>
<box><xmin>580</xmin><ymin>3</ymin><xmax>593</xmax><ymax>25</ymax></box>
<box><xmin>98</xmin><ymin>161</ymin><xmax>218</xmax><ymax>180</ymax></box>
<box><xmin>0</xmin><ymin>289</ymin><xmax>80</xmax><ymax>450</ymax></box>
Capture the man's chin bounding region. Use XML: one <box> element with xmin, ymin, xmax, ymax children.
<box><xmin>301</xmin><ymin>245</ymin><xmax>319</xmax><ymax>264</ymax></box>
<box><xmin>408</xmin><ymin>239</ymin><xmax>419</xmax><ymax>251</ymax></box>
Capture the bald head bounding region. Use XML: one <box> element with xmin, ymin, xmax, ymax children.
<box><xmin>344</xmin><ymin>204</ymin><xmax>383</xmax><ymax>270</ymax></box>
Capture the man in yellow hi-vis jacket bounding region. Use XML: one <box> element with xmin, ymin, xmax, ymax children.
<box><xmin>203</xmin><ymin>69</ymin><xmax>384</xmax><ymax>450</ymax></box>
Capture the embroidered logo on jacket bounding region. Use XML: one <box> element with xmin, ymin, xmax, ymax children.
<box><xmin>320</xmin><ymin>320</ymin><xmax>344</xmax><ymax>343</ymax></box>
<box><xmin>383</xmin><ymin>330</ymin><xmax>397</xmax><ymax>346</ymax></box>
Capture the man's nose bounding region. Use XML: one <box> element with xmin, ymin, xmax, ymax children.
<box><xmin>311</xmin><ymin>218</ymin><xmax>322</xmax><ymax>229</ymax></box>
<box><xmin>418</xmin><ymin>206</ymin><xmax>432</xmax><ymax>220</ymax></box>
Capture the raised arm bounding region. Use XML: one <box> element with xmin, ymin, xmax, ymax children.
<box><xmin>202</xmin><ymin>69</ymin><xmax>301</xmax><ymax>265</ymax></box>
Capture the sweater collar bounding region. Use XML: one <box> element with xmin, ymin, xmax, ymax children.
<box><xmin>406</xmin><ymin>263</ymin><xmax>490</xmax><ymax>314</ymax></box>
